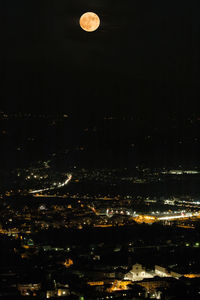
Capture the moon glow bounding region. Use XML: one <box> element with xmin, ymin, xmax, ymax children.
<box><xmin>79</xmin><ymin>12</ymin><xmax>100</xmax><ymax>32</ymax></box>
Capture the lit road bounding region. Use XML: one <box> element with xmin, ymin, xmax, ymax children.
<box><xmin>158</xmin><ymin>212</ymin><xmax>199</xmax><ymax>221</ymax></box>
<box><xmin>29</xmin><ymin>174</ymin><xmax>72</xmax><ymax>194</ymax></box>
<box><xmin>94</xmin><ymin>208</ymin><xmax>200</xmax><ymax>224</ymax></box>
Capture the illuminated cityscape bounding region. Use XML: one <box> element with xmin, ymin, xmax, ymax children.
<box><xmin>0</xmin><ymin>112</ymin><xmax>200</xmax><ymax>299</ymax></box>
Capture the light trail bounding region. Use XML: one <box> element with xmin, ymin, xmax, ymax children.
<box><xmin>29</xmin><ymin>174</ymin><xmax>72</xmax><ymax>194</ymax></box>
<box><xmin>133</xmin><ymin>211</ymin><xmax>200</xmax><ymax>224</ymax></box>
<box><xmin>158</xmin><ymin>212</ymin><xmax>195</xmax><ymax>221</ymax></box>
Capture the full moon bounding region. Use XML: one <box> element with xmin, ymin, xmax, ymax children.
<box><xmin>79</xmin><ymin>12</ymin><xmax>100</xmax><ymax>32</ymax></box>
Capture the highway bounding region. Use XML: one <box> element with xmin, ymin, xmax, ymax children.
<box><xmin>29</xmin><ymin>174</ymin><xmax>72</xmax><ymax>194</ymax></box>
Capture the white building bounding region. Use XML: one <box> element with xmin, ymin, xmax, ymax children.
<box><xmin>155</xmin><ymin>265</ymin><xmax>171</xmax><ymax>277</ymax></box>
<box><xmin>124</xmin><ymin>263</ymin><xmax>154</xmax><ymax>282</ymax></box>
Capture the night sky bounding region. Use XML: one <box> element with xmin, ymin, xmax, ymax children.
<box><xmin>1</xmin><ymin>0</ymin><xmax>200</xmax><ymax>117</ymax></box>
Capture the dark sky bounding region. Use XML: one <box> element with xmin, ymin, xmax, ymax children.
<box><xmin>1</xmin><ymin>0</ymin><xmax>200</xmax><ymax>116</ymax></box>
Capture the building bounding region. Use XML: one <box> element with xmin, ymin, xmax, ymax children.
<box><xmin>124</xmin><ymin>263</ymin><xmax>154</xmax><ymax>281</ymax></box>
<box><xmin>155</xmin><ymin>265</ymin><xmax>171</xmax><ymax>277</ymax></box>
